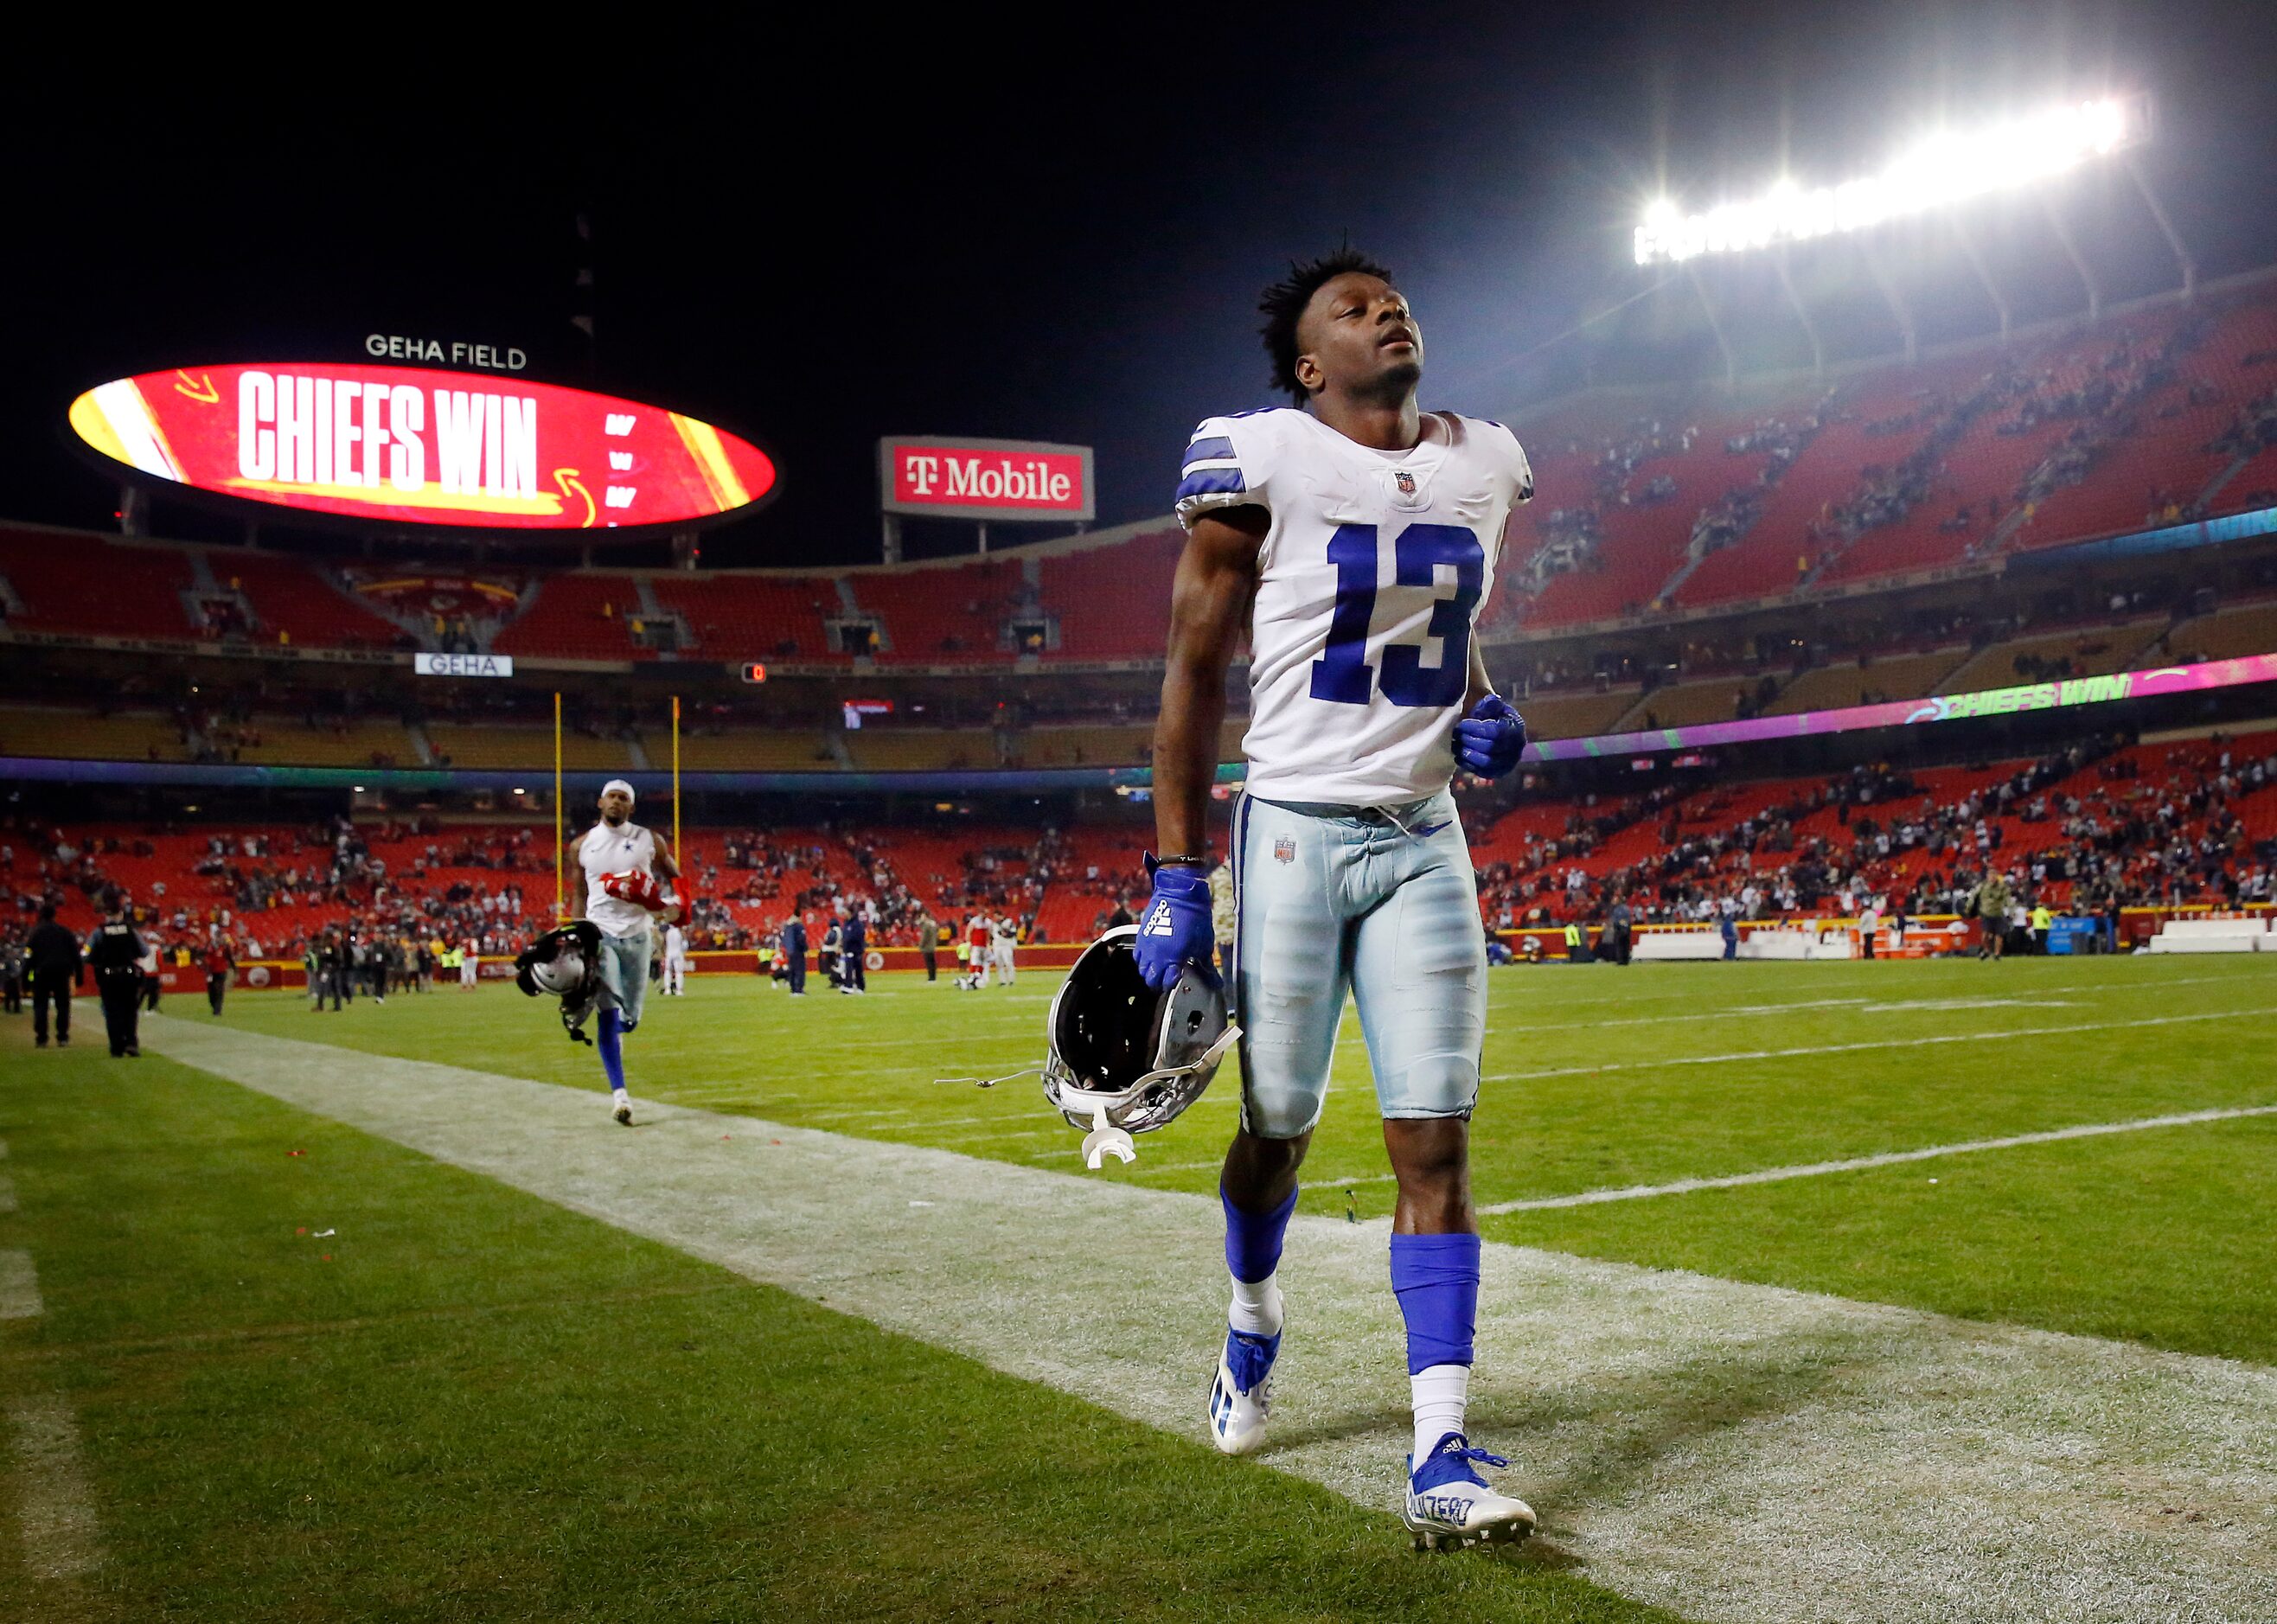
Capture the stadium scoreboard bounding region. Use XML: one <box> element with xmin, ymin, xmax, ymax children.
<box><xmin>68</xmin><ymin>363</ymin><xmax>777</xmax><ymax>534</ymax></box>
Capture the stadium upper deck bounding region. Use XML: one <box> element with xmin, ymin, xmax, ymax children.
<box><xmin>6</xmin><ymin>281</ymin><xmax>2274</xmax><ymax>676</ymax></box>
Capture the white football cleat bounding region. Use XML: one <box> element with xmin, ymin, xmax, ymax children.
<box><xmin>1404</xmin><ymin>1432</ymin><xmax>1537</xmax><ymax>1550</ymax></box>
<box><xmin>1206</xmin><ymin>1327</ymin><xmax>1279</xmax><ymax>1455</ymax></box>
<box><xmin>611</xmin><ymin>1089</ymin><xmax>633</xmax><ymax>1127</ymax></box>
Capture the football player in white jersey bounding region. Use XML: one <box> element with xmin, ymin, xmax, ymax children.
<box><xmin>1140</xmin><ymin>250</ymin><xmax>1536</xmax><ymax>1550</ymax></box>
<box><xmin>566</xmin><ymin>779</ymin><xmax>681</xmax><ymax>1126</ymax></box>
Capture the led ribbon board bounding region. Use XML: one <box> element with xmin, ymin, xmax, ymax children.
<box><xmin>69</xmin><ymin>365</ymin><xmax>776</xmax><ymax>531</ymax></box>
<box><xmin>1100</xmin><ymin>649</ymin><xmax>2277</xmax><ymax>789</ymax></box>
<box><xmin>1526</xmin><ymin>652</ymin><xmax>2277</xmax><ymax>762</ymax></box>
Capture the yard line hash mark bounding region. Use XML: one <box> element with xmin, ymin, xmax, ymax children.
<box><xmin>0</xmin><ymin>1251</ymin><xmax>42</xmax><ymax>1320</ymax></box>
<box><xmin>8</xmin><ymin>1391</ymin><xmax>106</xmax><ymax>1582</ymax></box>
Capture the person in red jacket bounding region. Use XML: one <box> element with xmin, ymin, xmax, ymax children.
<box><xmin>203</xmin><ymin>933</ymin><xmax>236</xmax><ymax>1016</ymax></box>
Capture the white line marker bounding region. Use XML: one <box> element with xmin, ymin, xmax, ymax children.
<box><xmin>1483</xmin><ymin>1006</ymin><xmax>2272</xmax><ymax>1082</ymax></box>
<box><xmin>1312</xmin><ymin>1171</ymin><xmax>1401</xmax><ymax>1189</ymax></box>
<box><xmin>0</xmin><ymin>1250</ymin><xmax>40</xmax><ymax>1320</ymax></box>
<box><xmin>1515</xmin><ymin>989</ymin><xmax>2101</xmax><ymax>1034</ymax></box>
<box><xmin>1479</xmin><ymin>1103</ymin><xmax>2277</xmax><ymax>1213</ymax></box>
<box><xmin>1503</xmin><ymin>963</ymin><xmax>2267</xmax><ymax>1011</ymax></box>
<box><xmin>8</xmin><ymin>1391</ymin><xmax>105</xmax><ymax>1582</ymax></box>
<box><xmin>142</xmin><ymin>1017</ymin><xmax>2277</xmax><ymax>1624</ymax></box>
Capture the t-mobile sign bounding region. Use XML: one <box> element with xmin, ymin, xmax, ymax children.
<box><xmin>880</xmin><ymin>436</ymin><xmax>1094</xmax><ymax>523</ymax></box>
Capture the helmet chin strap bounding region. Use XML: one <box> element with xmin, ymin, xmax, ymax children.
<box><xmin>1187</xmin><ymin>1021</ymin><xmax>1243</xmax><ymax>1075</ymax></box>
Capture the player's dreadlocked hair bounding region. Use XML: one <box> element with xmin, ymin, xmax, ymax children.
<box><xmin>1259</xmin><ymin>247</ymin><xmax>1394</xmax><ymax>405</ymax></box>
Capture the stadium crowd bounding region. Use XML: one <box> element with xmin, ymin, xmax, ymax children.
<box><xmin>2</xmin><ymin>725</ymin><xmax>2271</xmax><ymax>1004</ymax></box>
<box><xmin>1474</xmin><ymin>732</ymin><xmax>2276</xmax><ymax>937</ymax></box>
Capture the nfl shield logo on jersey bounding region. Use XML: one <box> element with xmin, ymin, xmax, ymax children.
<box><xmin>1384</xmin><ymin>464</ymin><xmax>1429</xmax><ymax>510</ymax></box>
<box><xmin>1274</xmin><ymin>838</ymin><xmax>1296</xmax><ymax>865</ymax></box>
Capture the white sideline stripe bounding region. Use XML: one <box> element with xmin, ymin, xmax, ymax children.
<box><xmin>1483</xmin><ymin>1006</ymin><xmax>2269</xmax><ymax>1081</ymax></box>
<box><xmin>8</xmin><ymin>1392</ymin><xmax>105</xmax><ymax>1582</ymax></box>
<box><xmin>0</xmin><ymin>1250</ymin><xmax>40</xmax><ymax>1320</ymax></box>
<box><xmin>1479</xmin><ymin>1103</ymin><xmax>2277</xmax><ymax>1213</ymax></box>
<box><xmin>141</xmin><ymin>1017</ymin><xmax>2277</xmax><ymax>1624</ymax></box>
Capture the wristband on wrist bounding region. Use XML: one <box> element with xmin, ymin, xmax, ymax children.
<box><xmin>1149</xmin><ymin>852</ymin><xmax>1213</xmax><ymax>871</ymax></box>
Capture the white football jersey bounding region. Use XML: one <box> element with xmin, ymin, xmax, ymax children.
<box><xmin>1176</xmin><ymin>407</ymin><xmax>1532</xmax><ymax>805</ymax></box>
<box><xmin>579</xmin><ymin>820</ymin><xmax>658</xmax><ymax>939</ymax></box>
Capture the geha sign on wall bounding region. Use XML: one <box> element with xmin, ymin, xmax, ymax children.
<box><xmin>879</xmin><ymin>436</ymin><xmax>1094</xmax><ymax>523</ymax></box>
<box><xmin>69</xmin><ymin>364</ymin><xmax>777</xmax><ymax>533</ymax></box>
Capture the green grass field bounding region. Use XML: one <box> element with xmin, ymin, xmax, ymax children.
<box><xmin>223</xmin><ymin>954</ymin><xmax>2277</xmax><ymax>1361</ymax></box>
<box><xmin>5</xmin><ymin>952</ymin><xmax>2274</xmax><ymax>1620</ymax></box>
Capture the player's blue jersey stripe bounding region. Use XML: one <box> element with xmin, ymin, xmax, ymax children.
<box><xmin>1182</xmin><ymin>436</ymin><xmax>1237</xmax><ymax>468</ymax></box>
<box><xmin>1176</xmin><ymin>468</ymin><xmax>1248</xmax><ymax>501</ymax></box>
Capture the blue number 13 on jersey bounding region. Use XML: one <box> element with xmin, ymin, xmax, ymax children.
<box><xmin>1308</xmin><ymin>522</ymin><xmax>1485</xmax><ymax>709</ymax></box>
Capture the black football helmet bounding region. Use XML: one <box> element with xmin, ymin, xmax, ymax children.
<box><xmin>515</xmin><ymin>921</ymin><xmax>604</xmax><ymax>1044</ymax></box>
<box><xmin>1042</xmin><ymin>925</ymin><xmax>1239</xmax><ymax>1167</ymax></box>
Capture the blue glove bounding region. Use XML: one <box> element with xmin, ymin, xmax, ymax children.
<box><xmin>1134</xmin><ymin>858</ymin><xmax>1218</xmax><ymax>990</ymax></box>
<box><xmin>1453</xmin><ymin>694</ymin><xmax>1527</xmax><ymax>779</ymax></box>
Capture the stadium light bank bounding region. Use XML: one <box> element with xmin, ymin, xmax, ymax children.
<box><xmin>1634</xmin><ymin>94</ymin><xmax>2151</xmax><ymax>266</ymax></box>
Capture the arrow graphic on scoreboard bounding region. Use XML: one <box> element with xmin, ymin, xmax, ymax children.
<box><xmin>553</xmin><ymin>469</ymin><xmax>596</xmax><ymax>527</ymax></box>
<box><xmin>173</xmin><ymin>370</ymin><xmax>220</xmax><ymax>404</ymax></box>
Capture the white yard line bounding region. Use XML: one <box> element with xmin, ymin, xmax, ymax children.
<box><xmin>8</xmin><ymin>1392</ymin><xmax>105</xmax><ymax>1583</ymax></box>
<box><xmin>1483</xmin><ymin>1006</ymin><xmax>2270</xmax><ymax>1082</ymax></box>
<box><xmin>1479</xmin><ymin>1103</ymin><xmax>2277</xmax><ymax>1213</ymax></box>
<box><xmin>144</xmin><ymin>1016</ymin><xmax>2277</xmax><ymax>1624</ymax></box>
<box><xmin>1478</xmin><ymin>962</ymin><xmax>2267</xmax><ymax>1013</ymax></box>
<box><xmin>1309</xmin><ymin>1171</ymin><xmax>1404</xmax><ymax>1189</ymax></box>
<box><xmin>0</xmin><ymin>1251</ymin><xmax>41</xmax><ymax>1320</ymax></box>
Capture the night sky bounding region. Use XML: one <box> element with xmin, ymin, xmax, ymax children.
<box><xmin>9</xmin><ymin>3</ymin><xmax>2274</xmax><ymax>566</ymax></box>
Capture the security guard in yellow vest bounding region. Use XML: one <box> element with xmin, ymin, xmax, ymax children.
<box><xmin>2029</xmin><ymin>903</ymin><xmax>2054</xmax><ymax>955</ymax></box>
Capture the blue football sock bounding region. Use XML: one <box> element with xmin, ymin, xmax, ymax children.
<box><xmin>598</xmin><ymin>1008</ymin><xmax>626</xmax><ymax>1092</ymax></box>
<box><xmin>1389</xmin><ymin>1231</ymin><xmax>1481</xmax><ymax>1374</ymax></box>
<box><xmin>1222</xmin><ymin>1183</ymin><xmax>1298</xmax><ymax>1284</ymax></box>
